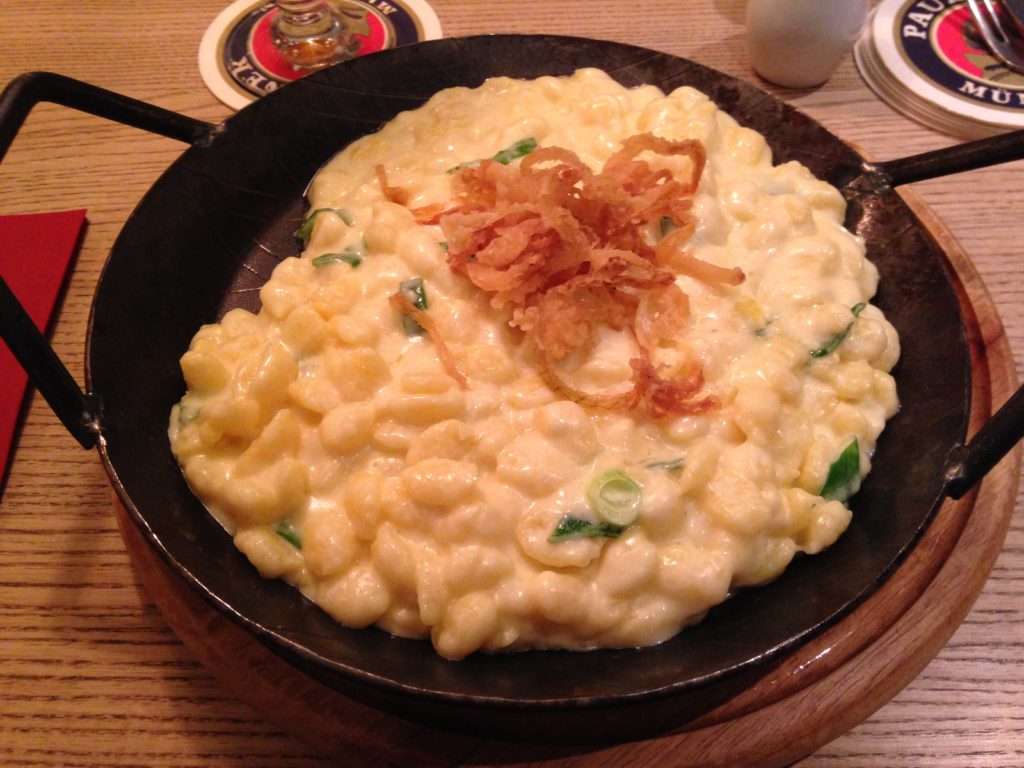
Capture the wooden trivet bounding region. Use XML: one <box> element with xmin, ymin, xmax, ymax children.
<box><xmin>115</xmin><ymin>190</ymin><xmax>1020</xmax><ymax>767</ymax></box>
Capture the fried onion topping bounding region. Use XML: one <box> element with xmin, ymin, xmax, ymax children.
<box><xmin>384</xmin><ymin>134</ymin><xmax>746</xmax><ymax>417</ymax></box>
<box><xmin>388</xmin><ymin>291</ymin><xmax>468</xmax><ymax>389</ymax></box>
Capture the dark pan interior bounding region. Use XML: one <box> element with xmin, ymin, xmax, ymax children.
<box><xmin>87</xmin><ymin>36</ymin><xmax>969</xmax><ymax>711</ymax></box>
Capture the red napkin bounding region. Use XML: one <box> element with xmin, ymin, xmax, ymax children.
<box><xmin>0</xmin><ymin>209</ymin><xmax>87</xmax><ymax>484</ymax></box>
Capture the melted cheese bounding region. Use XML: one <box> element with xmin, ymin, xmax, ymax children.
<box><xmin>169</xmin><ymin>69</ymin><xmax>900</xmax><ymax>659</ymax></box>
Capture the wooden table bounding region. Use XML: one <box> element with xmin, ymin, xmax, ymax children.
<box><xmin>0</xmin><ymin>1</ymin><xmax>1021</xmax><ymax>765</ymax></box>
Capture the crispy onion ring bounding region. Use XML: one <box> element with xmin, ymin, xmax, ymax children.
<box><xmin>536</xmin><ymin>347</ymin><xmax>719</xmax><ymax>419</ymax></box>
<box><xmin>656</xmin><ymin>228</ymin><xmax>745</xmax><ymax>286</ymax></box>
<box><xmin>381</xmin><ymin>133</ymin><xmax>745</xmax><ymax>417</ymax></box>
<box><xmin>604</xmin><ymin>134</ymin><xmax>706</xmax><ymax>196</ymax></box>
<box><xmin>388</xmin><ymin>292</ymin><xmax>468</xmax><ymax>389</ymax></box>
<box><xmin>375</xmin><ymin>164</ymin><xmax>409</xmax><ymax>206</ymax></box>
<box><xmin>630</xmin><ymin>356</ymin><xmax>719</xmax><ymax>418</ymax></box>
<box><xmin>376</xmin><ymin>165</ymin><xmax>454</xmax><ymax>224</ymax></box>
<box><xmin>410</xmin><ymin>203</ymin><xmax>450</xmax><ymax>225</ymax></box>
<box><xmin>635</xmin><ymin>283</ymin><xmax>691</xmax><ymax>354</ymax></box>
<box><xmin>535</xmin><ymin>346</ymin><xmax>639</xmax><ymax>412</ymax></box>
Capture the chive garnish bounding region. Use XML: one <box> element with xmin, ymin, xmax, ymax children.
<box><xmin>492</xmin><ymin>137</ymin><xmax>538</xmax><ymax>164</ymax></box>
<box><xmin>810</xmin><ymin>303</ymin><xmax>868</xmax><ymax>359</ymax></box>
<box><xmin>646</xmin><ymin>458</ymin><xmax>684</xmax><ymax>473</ymax></box>
<box><xmin>447</xmin><ymin>137</ymin><xmax>538</xmax><ymax>173</ymax></box>
<box><xmin>399</xmin><ymin>277</ymin><xmax>428</xmax><ymax>335</ymax></box>
<box><xmin>659</xmin><ymin>215</ymin><xmax>675</xmax><ymax>238</ymax></box>
<box><xmin>586</xmin><ymin>469</ymin><xmax>642</xmax><ymax>527</ymax></box>
<box><xmin>820</xmin><ymin>438</ymin><xmax>862</xmax><ymax>502</ymax></box>
<box><xmin>312</xmin><ymin>247</ymin><xmax>362</xmax><ymax>268</ymax></box>
<box><xmin>293</xmin><ymin>208</ymin><xmax>354</xmax><ymax>246</ymax></box>
<box><xmin>401</xmin><ymin>277</ymin><xmax>428</xmax><ymax>310</ymax></box>
<box><xmin>275</xmin><ymin>520</ymin><xmax>302</xmax><ymax>549</ymax></box>
<box><xmin>549</xmin><ymin>515</ymin><xmax>625</xmax><ymax>543</ymax></box>
<box><xmin>178</xmin><ymin>404</ymin><xmax>200</xmax><ymax>424</ymax></box>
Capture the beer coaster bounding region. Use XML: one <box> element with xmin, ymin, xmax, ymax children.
<box><xmin>199</xmin><ymin>0</ymin><xmax>442</xmax><ymax>110</ymax></box>
<box><xmin>855</xmin><ymin>0</ymin><xmax>1024</xmax><ymax>137</ymax></box>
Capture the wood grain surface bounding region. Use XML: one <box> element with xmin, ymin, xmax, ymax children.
<box><xmin>0</xmin><ymin>1</ymin><xmax>1022</xmax><ymax>766</ymax></box>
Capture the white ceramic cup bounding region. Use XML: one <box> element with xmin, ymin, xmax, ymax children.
<box><xmin>746</xmin><ymin>0</ymin><xmax>870</xmax><ymax>88</ymax></box>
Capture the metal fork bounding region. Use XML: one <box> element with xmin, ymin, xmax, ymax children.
<box><xmin>968</xmin><ymin>0</ymin><xmax>1024</xmax><ymax>73</ymax></box>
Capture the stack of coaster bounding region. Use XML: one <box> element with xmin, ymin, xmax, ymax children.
<box><xmin>855</xmin><ymin>0</ymin><xmax>1024</xmax><ymax>137</ymax></box>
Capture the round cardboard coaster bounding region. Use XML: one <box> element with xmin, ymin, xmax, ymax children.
<box><xmin>199</xmin><ymin>0</ymin><xmax>442</xmax><ymax>110</ymax></box>
<box><xmin>855</xmin><ymin>0</ymin><xmax>1024</xmax><ymax>137</ymax></box>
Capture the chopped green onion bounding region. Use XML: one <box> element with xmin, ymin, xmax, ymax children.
<box><xmin>492</xmin><ymin>137</ymin><xmax>538</xmax><ymax>164</ymax></box>
<box><xmin>293</xmin><ymin>208</ymin><xmax>354</xmax><ymax>246</ymax></box>
<box><xmin>549</xmin><ymin>515</ymin><xmax>625</xmax><ymax>542</ymax></box>
<box><xmin>447</xmin><ymin>137</ymin><xmax>538</xmax><ymax>173</ymax></box>
<box><xmin>659</xmin><ymin>215</ymin><xmax>675</xmax><ymax>238</ymax></box>
<box><xmin>275</xmin><ymin>520</ymin><xmax>302</xmax><ymax>549</ymax></box>
<box><xmin>586</xmin><ymin>469</ymin><xmax>642</xmax><ymax>526</ymax></box>
<box><xmin>398</xmin><ymin>277</ymin><xmax>428</xmax><ymax>335</ymax></box>
<box><xmin>312</xmin><ymin>247</ymin><xmax>362</xmax><ymax>268</ymax></box>
<box><xmin>401</xmin><ymin>277</ymin><xmax>428</xmax><ymax>310</ymax></box>
<box><xmin>820</xmin><ymin>438</ymin><xmax>861</xmax><ymax>502</ymax></box>
<box><xmin>646</xmin><ymin>458</ymin><xmax>684</xmax><ymax>473</ymax></box>
<box><xmin>178</xmin><ymin>404</ymin><xmax>200</xmax><ymax>424</ymax></box>
<box><xmin>810</xmin><ymin>303</ymin><xmax>868</xmax><ymax>359</ymax></box>
<box><xmin>401</xmin><ymin>315</ymin><xmax>424</xmax><ymax>335</ymax></box>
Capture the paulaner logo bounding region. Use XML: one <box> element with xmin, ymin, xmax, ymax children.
<box><xmin>899</xmin><ymin>0</ymin><xmax>1024</xmax><ymax>109</ymax></box>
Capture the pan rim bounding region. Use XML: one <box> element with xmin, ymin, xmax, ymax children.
<box><xmin>84</xmin><ymin>33</ymin><xmax>972</xmax><ymax>711</ymax></box>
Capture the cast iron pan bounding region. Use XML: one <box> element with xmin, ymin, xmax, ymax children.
<box><xmin>2</xmin><ymin>36</ymin><xmax>1024</xmax><ymax>743</ymax></box>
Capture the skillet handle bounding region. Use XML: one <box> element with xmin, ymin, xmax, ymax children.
<box><xmin>944</xmin><ymin>386</ymin><xmax>1024</xmax><ymax>499</ymax></box>
<box><xmin>859</xmin><ymin>130</ymin><xmax>1024</xmax><ymax>498</ymax></box>
<box><xmin>0</xmin><ymin>71</ymin><xmax>214</xmax><ymax>162</ymax></box>
<box><xmin>0</xmin><ymin>277</ymin><xmax>100</xmax><ymax>448</ymax></box>
<box><xmin>0</xmin><ymin>72</ymin><xmax>217</xmax><ymax>449</ymax></box>
<box><xmin>871</xmin><ymin>128</ymin><xmax>1024</xmax><ymax>187</ymax></box>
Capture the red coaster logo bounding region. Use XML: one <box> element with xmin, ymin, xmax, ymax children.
<box><xmin>247</xmin><ymin>4</ymin><xmax>390</xmax><ymax>83</ymax></box>
<box><xmin>222</xmin><ymin>0</ymin><xmax>424</xmax><ymax>99</ymax></box>
<box><xmin>933</xmin><ymin>5</ymin><xmax>1024</xmax><ymax>87</ymax></box>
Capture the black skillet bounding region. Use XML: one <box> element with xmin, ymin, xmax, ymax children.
<box><xmin>2</xmin><ymin>36</ymin><xmax>1023</xmax><ymax>743</ymax></box>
